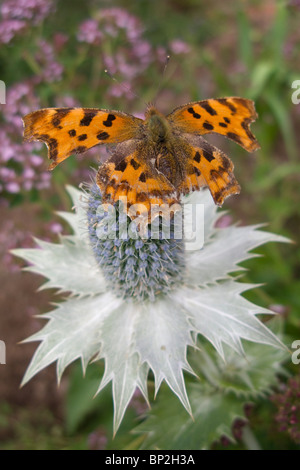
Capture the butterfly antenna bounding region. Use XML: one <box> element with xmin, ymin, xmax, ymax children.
<box><xmin>104</xmin><ymin>69</ymin><xmax>141</xmax><ymax>102</ymax></box>
<box><xmin>152</xmin><ymin>55</ymin><xmax>171</xmax><ymax>106</ymax></box>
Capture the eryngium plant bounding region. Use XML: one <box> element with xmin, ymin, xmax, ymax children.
<box><xmin>13</xmin><ymin>184</ymin><xmax>288</xmax><ymax>434</ymax></box>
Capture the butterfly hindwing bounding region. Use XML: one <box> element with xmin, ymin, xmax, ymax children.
<box><xmin>179</xmin><ymin>135</ymin><xmax>240</xmax><ymax>205</ymax></box>
<box><xmin>97</xmin><ymin>142</ymin><xmax>178</xmax><ymax>218</ymax></box>
<box><xmin>168</xmin><ymin>97</ymin><xmax>260</xmax><ymax>152</ymax></box>
<box><xmin>23</xmin><ymin>107</ymin><xmax>143</xmax><ymax>169</ymax></box>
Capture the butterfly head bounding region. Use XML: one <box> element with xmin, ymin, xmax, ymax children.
<box><xmin>145</xmin><ymin>106</ymin><xmax>170</xmax><ymax>144</ymax></box>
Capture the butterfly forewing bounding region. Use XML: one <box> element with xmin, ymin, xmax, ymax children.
<box><xmin>23</xmin><ymin>107</ymin><xmax>143</xmax><ymax>169</ymax></box>
<box><xmin>168</xmin><ymin>97</ymin><xmax>260</xmax><ymax>152</ymax></box>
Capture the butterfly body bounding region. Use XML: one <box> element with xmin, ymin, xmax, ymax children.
<box><xmin>23</xmin><ymin>97</ymin><xmax>260</xmax><ymax>216</ymax></box>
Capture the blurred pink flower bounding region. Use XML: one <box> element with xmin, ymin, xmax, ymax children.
<box><xmin>53</xmin><ymin>32</ymin><xmax>68</xmax><ymax>52</ymax></box>
<box><xmin>35</xmin><ymin>40</ymin><xmax>64</xmax><ymax>83</ymax></box>
<box><xmin>0</xmin><ymin>80</ymin><xmax>51</xmax><ymax>198</ymax></box>
<box><xmin>0</xmin><ymin>0</ymin><xmax>54</xmax><ymax>43</ymax></box>
<box><xmin>215</xmin><ymin>214</ymin><xmax>233</xmax><ymax>228</ymax></box>
<box><xmin>77</xmin><ymin>7</ymin><xmax>153</xmax><ymax>82</ymax></box>
<box><xmin>87</xmin><ymin>428</ymin><xmax>107</xmax><ymax>450</ymax></box>
<box><xmin>4</xmin><ymin>82</ymin><xmax>40</xmax><ymax>129</ymax></box>
<box><xmin>54</xmin><ymin>95</ymin><xmax>80</xmax><ymax>108</ymax></box>
<box><xmin>271</xmin><ymin>375</ymin><xmax>300</xmax><ymax>444</ymax></box>
<box><xmin>48</xmin><ymin>222</ymin><xmax>63</xmax><ymax>234</ymax></box>
<box><xmin>0</xmin><ymin>219</ymin><xmax>34</xmax><ymax>272</ymax></box>
<box><xmin>77</xmin><ymin>19</ymin><xmax>103</xmax><ymax>45</ymax></box>
<box><xmin>169</xmin><ymin>39</ymin><xmax>191</xmax><ymax>55</ymax></box>
<box><xmin>0</xmin><ymin>19</ymin><xmax>26</xmax><ymax>43</ymax></box>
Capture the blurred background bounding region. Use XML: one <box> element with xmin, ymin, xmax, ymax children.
<box><xmin>0</xmin><ymin>0</ymin><xmax>299</xmax><ymax>450</ymax></box>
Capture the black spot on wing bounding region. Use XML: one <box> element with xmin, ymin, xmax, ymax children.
<box><xmin>80</xmin><ymin>111</ymin><xmax>95</xmax><ymax>126</ymax></box>
<box><xmin>69</xmin><ymin>129</ymin><xmax>76</xmax><ymax>137</ymax></box>
<box><xmin>78</xmin><ymin>134</ymin><xmax>87</xmax><ymax>141</ymax></box>
<box><xmin>136</xmin><ymin>192</ymin><xmax>148</xmax><ymax>203</ymax></box>
<box><xmin>103</xmin><ymin>114</ymin><xmax>117</xmax><ymax>127</ymax></box>
<box><xmin>199</xmin><ymin>101</ymin><xmax>217</xmax><ymax>116</ymax></box>
<box><xmin>52</xmin><ymin>108</ymin><xmax>72</xmax><ymax>128</ymax></box>
<box><xmin>115</xmin><ymin>159</ymin><xmax>127</xmax><ymax>172</ymax></box>
<box><xmin>39</xmin><ymin>133</ymin><xmax>58</xmax><ymax>159</ymax></box>
<box><xmin>202</xmin><ymin>149</ymin><xmax>215</xmax><ymax>162</ymax></box>
<box><xmin>203</xmin><ymin>122</ymin><xmax>214</xmax><ymax>130</ymax></box>
<box><xmin>130</xmin><ymin>159</ymin><xmax>140</xmax><ymax>170</ymax></box>
<box><xmin>194</xmin><ymin>151</ymin><xmax>201</xmax><ymax>163</ymax></box>
<box><xmin>220</xmin><ymin>155</ymin><xmax>232</xmax><ymax>171</ymax></box>
<box><xmin>73</xmin><ymin>146</ymin><xmax>87</xmax><ymax>154</ymax></box>
<box><xmin>187</xmin><ymin>107</ymin><xmax>201</xmax><ymax>119</ymax></box>
<box><xmin>226</xmin><ymin>132</ymin><xmax>243</xmax><ymax>145</ymax></box>
<box><xmin>241</xmin><ymin>118</ymin><xmax>256</xmax><ymax>140</ymax></box>
<box><xmin>139</xmin><ymin>172</ymin><xmax>146</xmax><ymax>182</ymax></box>
<box><xmin>97</xmin><ymin>132</ymin><xmax>109</xmax><ymax>140</ymax></box>
<box><xmin>217</xmin><ymin>99</ymin><xmax>237</xmax><ymax>114</ymax></box>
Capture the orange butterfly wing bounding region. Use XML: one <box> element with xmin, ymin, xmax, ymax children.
<box><xmin>178</xmin><ymin>135</ymin><xmax>240</xmax><ymax>205</ymax></box>
<box><xmin>168</xmin><ymin>97</ymin><xmax>260</xmax><ymax>152</ymax></box>
<box><xmin>97</xmin><ymin>141</ymin><xmax>178</xmax><ymax>219</ymax></box>
<box><xmin>23</xmin><ymin>107</ymin><xmax>143</xmax><ymax>169</ymax></box>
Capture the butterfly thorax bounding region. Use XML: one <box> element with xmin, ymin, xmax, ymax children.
<box><xmin>142</xmin><ymin>106</ymin><xmax>183</xmax><ymax>185</ymax></box>
<box><xmin>145</xmin><ymin>107</ymin><xmax>171</xmax><ymax>144</ymax></box>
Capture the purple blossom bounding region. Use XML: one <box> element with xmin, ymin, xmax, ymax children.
<box><xmin>0</xmin><ymin>0</ymin><xmax>54</xmax><ymax>43</ymax></box>
<box><xmin>87</xmin><ymin>428</ymin><xmax>107</xmax><ymax>450</ymax></box>
<box><xmin>156</xmin><ymin>46</ymin><xmax>168</xmax><ymax>64</ymax></box>
<box><xmin>35</xmin><ymin>40</ymin><xmax>64</xmax><ymax>83</ymax></box>
<box><xmin>271</xmin><ymin>375</ymin><xmax>300</xmax><ymax>444</ymax></box>
<box><xmin>53</xmin><ymin>32</ymin><xmax>68</xmax><ymax>52</ymax></box>
<box><xmin>0</xmin><ymin>80</ymin><xmax>51</xmax><ymax>198</ymax></box>
<box><xmin>1</xmin><ymin>0</ymin><xmax>53</xmax><ymax>23</ymax></box>
<box><xmin>169</xmin><ymin>39</ymin><xmax>191</xmax><ymax>55</ymax></box>
<box><xmin>54</xmin><ymin>95</ymin><xmax>80</xmax><ymax>108</ymax></box>
<box><xmin>129</xmin><ymin>388</ymin><xmax>148</xmax><ymax>416</ymax></box>
<box><xmin>289</xmin><ymin>0</ymin><xmax>300</xmax><ymax>8</ymax></box>
<box><xmin>269</xmin><ymin>304</ymin><xmax>289</xmax><ymax>316</ymax></box>
<box><xmin>0</xmin><ymin>19</ymin><xmax>26</xmax><ymax>43</ymax></box>
<box><xmin>0</xmin><ymin>218</ymin><xmax>35</xmax><ymax>272</ymax></box>
<box><xmin>77</xmin><ymin>19</ymin><xmax>103</xmax><ymax>45</ymax></box>
<box><xmin>48</xmin><ymin>222</ymin><xmax>63</xmax><ymax>234</ymax></box>
<box><xmin>4</xmin><ymin>82</ymin><xmax>40</xmax><ymax>130</ymax></box>
<box><xmin>77</xmin><ymin>7</ymin><xmax>153</xmax><ymax>80</ymax></box>
<box><xmin>215</xmin><ymin>214</ymin><xmax>233</xmax><ymax>228</ymax></box>
<box><xmin>99</xmin><ymin>8</ymin><xmax>144</xmax><ymax>41</ymax></box>
<box><xmin>107</xmin><ymin>81</ymin><xmax>135</xmax><ymax>100</ymax></box>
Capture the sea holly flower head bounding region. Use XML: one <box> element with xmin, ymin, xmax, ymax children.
<box><xmin>13</xmin><ymin>184</ymin><xmax>288</xmax><ymax>434</ymax></box>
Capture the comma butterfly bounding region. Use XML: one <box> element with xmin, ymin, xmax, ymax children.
<box><xmin>23</xmin><ymin>97</ymin><xmax>260</xmax><ymax>216</ymax></box>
